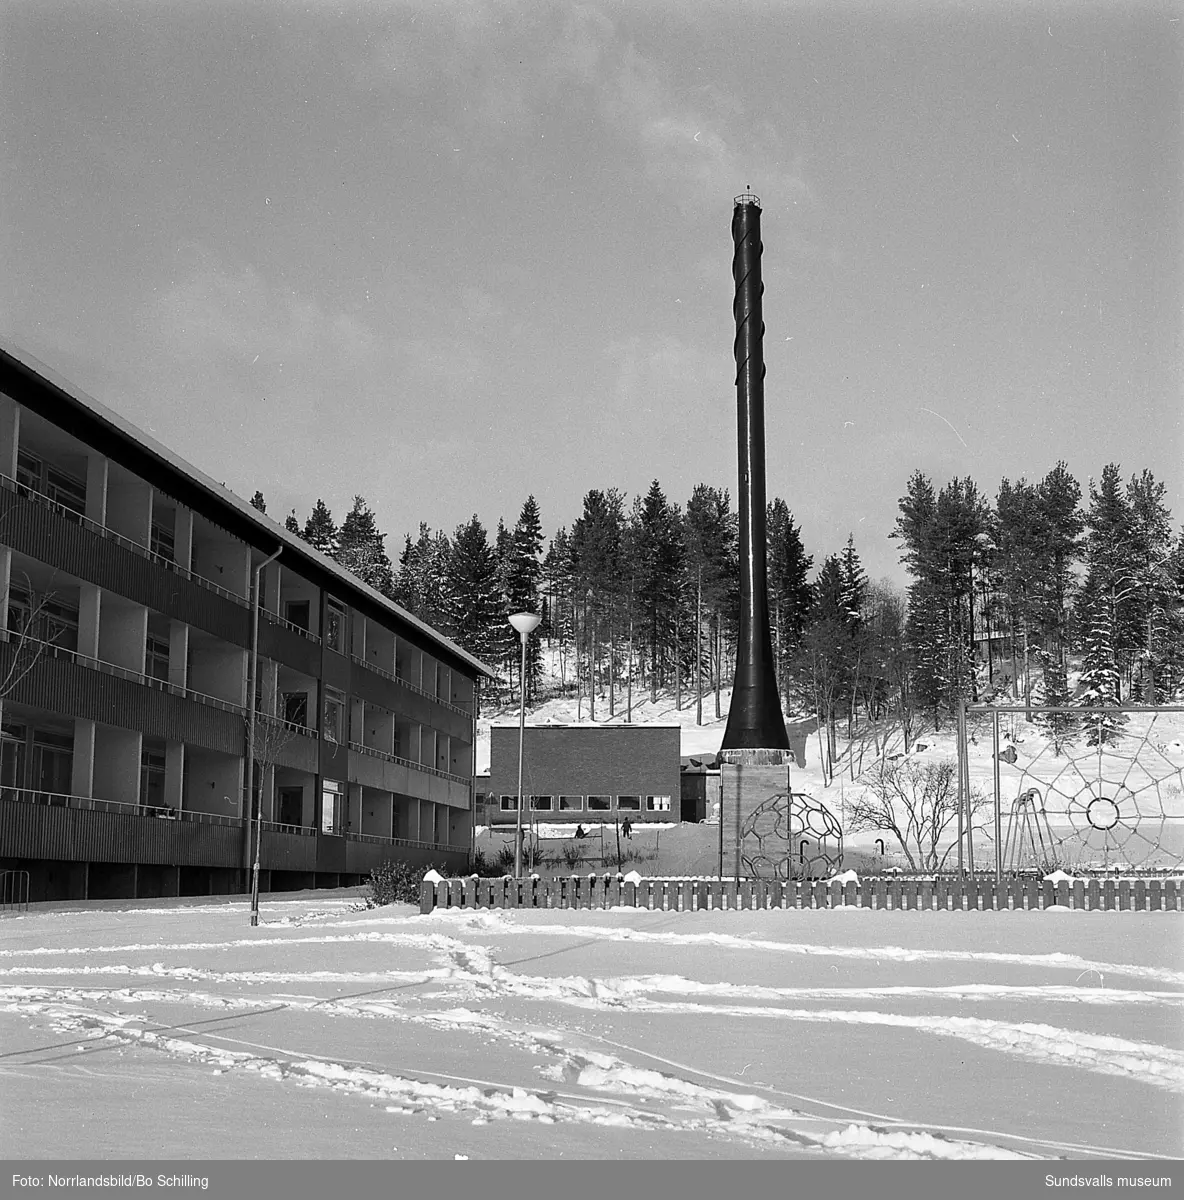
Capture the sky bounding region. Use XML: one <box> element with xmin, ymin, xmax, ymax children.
<box><xmin>2</xmin><ymin>1</ymin><xmax>1181</xmax><ymax>588</ymax></box>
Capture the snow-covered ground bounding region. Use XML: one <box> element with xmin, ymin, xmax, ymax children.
<box><xmin>2</xmin><ymin>896</ymin><xmax>1181</xmax><ymax>1160</ymax></box>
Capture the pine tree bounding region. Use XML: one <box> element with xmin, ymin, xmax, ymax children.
<box><xmin>1126</xmin><ymin>469</ymin><xmax>1176</xmax><ymax>701</ymax></box>
<box><xmin>1035</xmin><ymin>461</ymin><xmax>1083</xmax><ymax>661</ymax></box>
<box><xmin>284</xmin><ymin>510</ymin><xmax>301</xmax><ymax>537</ymax></box>
<box><xmin>337</xmin><ymin>495</ymin><xmax>394</xmax><ymax>596</ymax></box>
<box><xmin>683</xmin><ymin>485</ymin><xmax>736</xmax><ymax>719</ymax></box>
<box><xmin>570</xmin><ymin>489</ymin><xmax>626</xmax><ymax>715</ymax></box>
<box><xmin>302</xmin><ymin>499</ymin><xmax>338</xmax><ymax>558</ymax></box>
<box><xmin>250</xmin><ymin>491</ymin><xmax>267</xmax><ymax>513</ymax></box>
<box><xmin>542</xmin><ymin>527</ymin><xmax>575</xmax><ymax>694</ymax></box>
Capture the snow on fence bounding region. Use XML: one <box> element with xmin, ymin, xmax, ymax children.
<box><xmin>420</xmin><ymin>874</ymin><xmax>1183</xmax><ymax>915</ymax></box>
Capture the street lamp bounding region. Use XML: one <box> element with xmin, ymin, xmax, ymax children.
<box><xmin>508</xmin><ymin>611</ymin><xmax>541</xmax><ymax>878</ymax></box>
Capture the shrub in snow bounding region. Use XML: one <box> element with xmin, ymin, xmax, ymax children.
<box><xmin>622</xmin><ymin>870</ymin><xmax>642</xmax><ymax>885</ymax></box>
<box><xmin>366</xmin><ymin>860</ymin><xmax>446</xmax><ymax>908</ymax></box>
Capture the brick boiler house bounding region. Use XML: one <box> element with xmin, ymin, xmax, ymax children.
<box><xmin>478</xmin><ymin>723</ymin><xmax>681</xmax><ymax>827</ymax></box>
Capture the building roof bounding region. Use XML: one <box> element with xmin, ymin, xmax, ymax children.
<box><xmin>0</xmin><ymin>341</ymin><xmax>498</xmax><ymax>680</ymax></box>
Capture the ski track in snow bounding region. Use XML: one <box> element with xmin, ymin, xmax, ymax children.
<box><xmin>3</xmin><ymin>907</ymin><xmax>1181</xmax><ymax>1160</ymax></box>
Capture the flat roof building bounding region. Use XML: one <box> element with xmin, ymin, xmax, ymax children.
<box><xmin>0</xmin><ymin>344</ymin><xmax>495</xmax><ymax>902</ymax></box>
<box><xmin>479</xmin><ymin>723</ymin><xmax>681</xmax><ymax>825</ymax></box>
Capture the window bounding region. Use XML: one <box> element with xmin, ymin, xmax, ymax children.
<box><xmin>284</xmin><ymin>600</ymin><xmax>310</xmax><ymax>632</ymax></box>
<box><xmin>43</xmin><ymin>599</ymin><xmax>79</xmax><ymax>652</ymax></box>
<box><xmin>16</xmin><ymin>451</ymin><xmax>86</xmax><ymax>519</ymax></box>
<box><xmin>500</xmin><ymin>795</ymin><xmax>519</xmax><ymax>811</ymax></box>
<box><xmin>146</xmin><ymin>634</ymin><xmax>170</xmax><ymax>682</ymax></box>
<box><xmin>282</xmin><ymin>692</ymin><xmax>308</xmax><ymax>728</ymax></box>
<box><xmin>6</xmin><ymin>587</ymin><xmax>31</xmax><ymax>637</ymax></box>
<box><xmin>32</xmin><ymin>731</ymin><xmax>73</xmax><ymax>796</ymax></box>
<box><xmin>45</xmin><ymin>465</ymin><xmax>86</xmax><ymax>517</ymax></box>
<box><xmin>151</xmin><ymin>517</ymin><xmax>175</xmax><ymax>561</ymax></box>
<box><xmin>140</xmin><ymin>748</ymin><xmax>167</xmax><ymax>809</ymax></box>
<box><xmin>1</xmin><ymin>723</ymin><xmax>25</xmax><ymax>791</ymax></box>
<box><xmin>587</xmin><ymin>795</ymin><xmax>611</xmax><ymax>811</ymax></box>
<box><xmin>530</xmin><ymin>795</ymin><xmax>553</xmax><ymax>812</ymax></box>
<box><xmin>646</xmin><ymin>795</ymin><xmax>672</xmax><ymax>812</ymax></box>
<box><xmin>322</xmin><ymin>687</ymin><xmax>345</xmax><ymax>743</ymax></box>
<box><xmin>321</xmin><ymin>779</ymin><xmax>345</xmax><ymax>835</ymax></box>
<box><xmin>16</xmin><ymin>449</ymin><xmax>41</xmax><ymax>492</ymax></box>
<box><xmin>278</xmin><ymin>787</ymin><xmax>304</xmax><ymax>827</ymax></box>
<box><xmin>617</xmin><ymin>795</ymin><xmax>641</xmax><ymax>811</ymax></box>
<box><xmin>324</xmin><ymin>600</ymin><xmax>346</xmax><ymax>653</ymax></box>
<box><xmin>558</xmin><ymin>795</ymin><xmax>584</xmax><ymax>811</ymax></box>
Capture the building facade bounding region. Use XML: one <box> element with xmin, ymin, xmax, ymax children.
<box><xmin>0</xmin><ymin>345</ymin><xmax>494</xmax><ymax>901</ymax></box>
<box><xmin>479</xmin><ymin>724</ymin><xmax>681</xmax><ymax>826</ymax></box>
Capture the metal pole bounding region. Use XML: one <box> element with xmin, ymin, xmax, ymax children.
<box><xmin>514</xmin><ymin>629</ymin><xmax>527</xmax><ymax>878</ymax></box>
<box><xmin>249</xmin><ymin>546</ymin><xmax>283</xmax><ymax>927</ymax></box>
<box><xmin>993</xmin><ymin>709</ymin><xmax>1002</xmax><ymax>883</ymax></box>
<box><xmin>956</xmin><ymin>699</ymin><xmax>965</xmax><ymax>878</ymax></box>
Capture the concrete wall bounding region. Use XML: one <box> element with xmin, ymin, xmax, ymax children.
<box><xmin>98</xmin><ymin>595</ymin><xmax>148</xmax><ymax>673</ymax></box>
<box><xmin>92</xmin><ymin>725</ymin><xmax>142</xmax><ymax>805</ymax></box>
<box><xmin>184</xmin><ymin>748</ymin><xmax>243</xmax><ymax>818</ymax></box>
<box><xmin>189</xmin><ymin>641</ymin><xmax>247</xmax><ymax>706</ymax></box>
<box><xmin>106</xmin><ymin>472</ymin><xmax>152</xmax><ymax>547</ymax></box>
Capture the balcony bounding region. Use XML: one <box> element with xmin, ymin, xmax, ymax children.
<box><xmin>0</xmin><ymin>787</ymin><xmax>463</xmax><ymax>874</ymax></box>
<box><xmin>350</xmin><ymin>653</ymin><xmax>473</xmax><ymax>719</ymax></box>
<box><xmin>0</xmin><ymin>472</ymin><xmax>248</xmax><ymax>607</ymax></box>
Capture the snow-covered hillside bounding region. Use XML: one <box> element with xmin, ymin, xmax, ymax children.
<box><xmin>478</xmin><ymin>649</ymin><xmax>1184</xmax><ymax>869</ymax></box>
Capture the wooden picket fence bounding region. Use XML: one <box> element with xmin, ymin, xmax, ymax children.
<box><xmin>421</xmin><ymin>874</ymin><xmax>1183</xmax><ymax>915</ymax></box>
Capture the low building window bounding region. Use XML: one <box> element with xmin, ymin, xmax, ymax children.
<box><xmin>558</xmin><ymin>795</ymin><xmax>584</xmax><ymax>811</ymax></box>
<box><xmin>587</xmin><ymin>795</ymin><xmax>611</xmax><ymax>811</ymax></box>
<box><xmin>500</xmin><ymin>795</ymin><xmax>519</xmax><ymax>811</ymax></box>
<box><xmin>646</xmin><ymin>795</ymin><xmax>671</xmax><ymax>812</ymax></box>
<box><xmin>530</xmin><ymin>795</ymin><xmax>553</xmax><ymax>812</ymax></box>
<box><xmin>617</xmin><ymin>795</ymin><xmax>641</xmax><ymax>811</ymax></box>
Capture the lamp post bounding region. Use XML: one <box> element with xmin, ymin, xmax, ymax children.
<box><xmin>248</xmin><ymin>546</ymin><xmax>283</xmax><ymax>926</ymax></box>
<box><xmin>509</xmin><ymin>611</ymin><xmax>541</xmax><ymax>878</ymax></box>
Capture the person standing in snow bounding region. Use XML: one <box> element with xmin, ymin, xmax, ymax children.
<box><xmin>621</xmin><ymin>816</ymin><xmax>632</xmax><ymax>839</ymax></box>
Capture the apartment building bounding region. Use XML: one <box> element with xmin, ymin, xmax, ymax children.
<box><xmin>0</xmin><ymin>344</ymin><xmax>494</xmax><ymax>902</ymax></box>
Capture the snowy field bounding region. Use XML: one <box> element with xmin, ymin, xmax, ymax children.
<box><xmin>2</xmin><ymin>895</ymin><xmax>1182</xmax><ymax>1161</ymax></box>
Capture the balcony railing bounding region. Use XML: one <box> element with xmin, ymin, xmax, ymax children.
<box><xmin>263</xmin><ymin>609</ymin><xmax>321</xmax><ymax>644</ymax></box>
<box><xmin>0</xmin><ymin>787</ymin><xmax>457</xmax><ymax>851</ymax></box>
<box><xmin>0</xmin><ymin>472</ymin><xmax>249</xmax><ymax>607</ymax></box>
<box><xmin>0</xmin><ymin>786</ymin><xmax>245</xmax><ymax>827</ymax></box>
<box><xmin>349</xmin><ymin>654</ymin><xmax>472</xmax><ymax>718</ymax></box>
<box><xmin>4</xmin><ymin>632</ymin><xmax>248</xmax><ymax>716</ymax></box>
<box><xmin>346</xmin><ymin>739</ymin><xmax>471</xmax><ymax>787</ymax></box>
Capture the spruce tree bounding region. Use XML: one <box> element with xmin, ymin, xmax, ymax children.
<box><xmin>284</xmin><ymin>510</ymin><xmax>301</xmax><ymax>537</ymax></box>
<box><xmin>250</xmin><ymin>491</ymin><xmax>267</xmax><ymax>513</ymax></box>
<box><xmin>506</xmin><ymin>496</ymin><xmax>545</xmax><ymax>700</ymax></box>
<box><xmin>635</xmin><ymin>481</ymin><xmax>684</xmax><ymax>697</ymax></box>
<box><xmin>446</xmin><ymin>516</ymin><xmax>504</xmax><ymax>665</ymax></box>
<box><xmin>302</xmin><ymin>499</ymin><xmax>339</xmax><ymax>558</ymax></box>
<box><xmin>337</xmin><ymin>495</ymin><xmax>394</xmax><ymax>596</ymax></box>
<box><xmin>767</xmin><ymin>498</ymin><xmax>814</xmax><ymax>702</ymax></box>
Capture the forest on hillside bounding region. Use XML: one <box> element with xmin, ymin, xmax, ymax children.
<box><xmin>256</xmin><ymin>459</ymin><xmax>1184</xmax><ymax>771</ymax></box>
